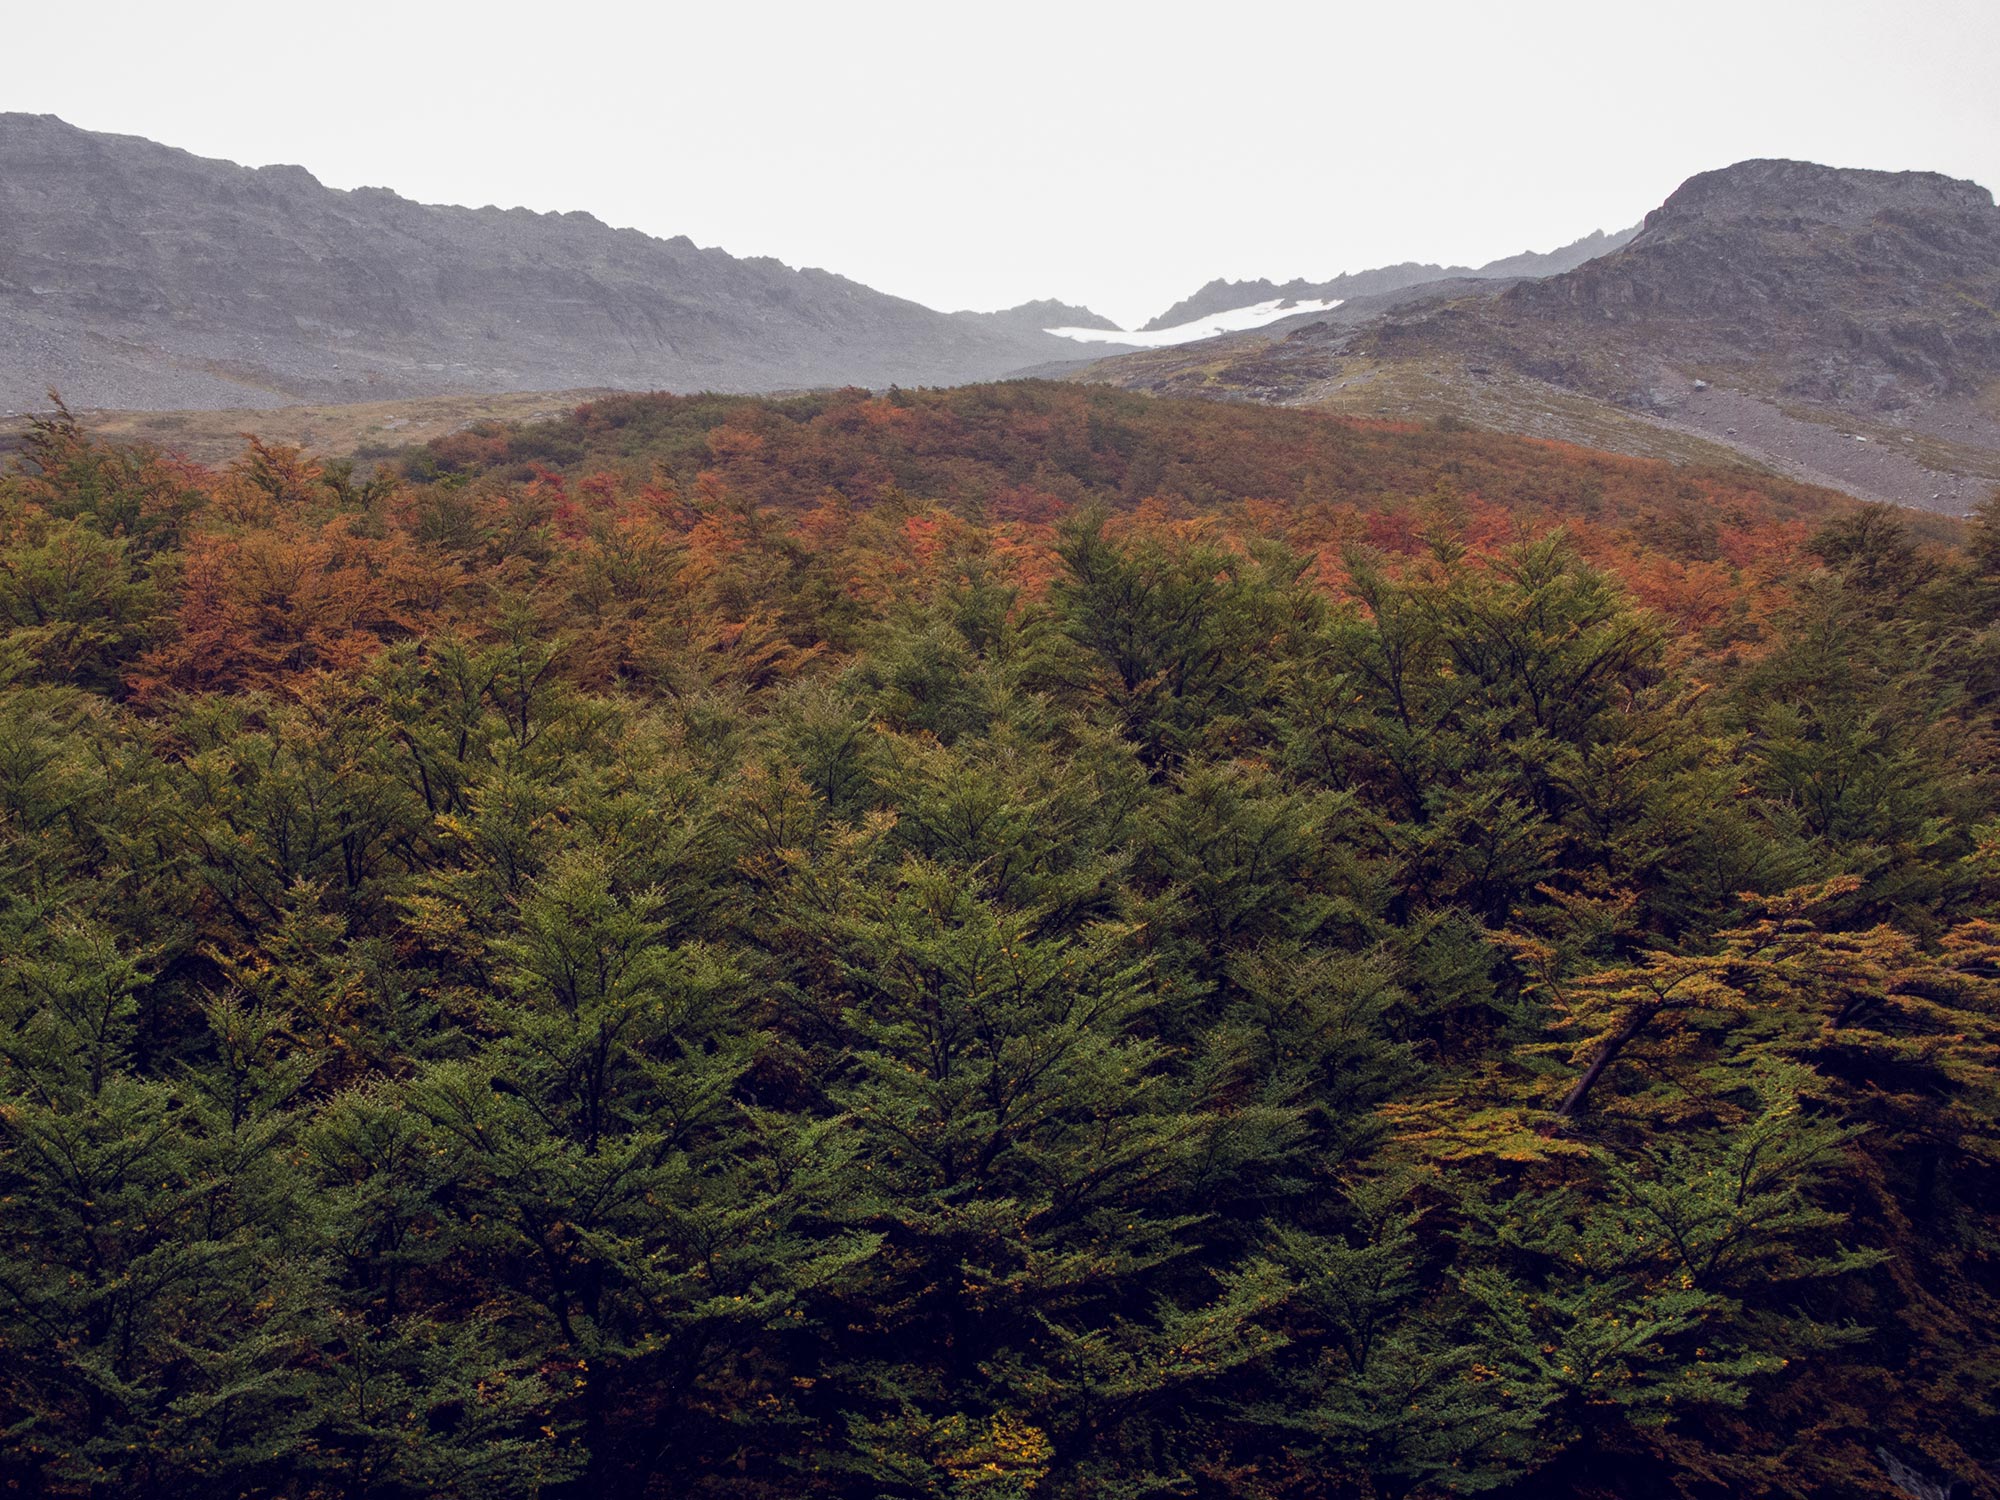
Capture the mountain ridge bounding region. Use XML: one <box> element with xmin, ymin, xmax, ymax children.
<box><xmin>959</xmin><ymin>298</ymin><xmax>1124</xmax><ymax>335</ymax></box>
<box><xmin>1137</xmin><ymin>227</ymin><xmax>1637</xmax><ymax>331</ymax></box>
<box><xmin>0</xmin><ymin>113</ymin><xmax>1135</xmax><ymax>411</ymax></box>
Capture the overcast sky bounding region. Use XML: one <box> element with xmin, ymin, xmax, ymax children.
<box><xmin>11</xmin><ymin>0</ymin><xmax>1998</xmax><ymax>329</ymax></box>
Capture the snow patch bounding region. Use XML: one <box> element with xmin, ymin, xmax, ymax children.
<box><xmin>1046</xmin><ymin>297</ymin><xmax>1345</xmax><ymax>349</ymax></box>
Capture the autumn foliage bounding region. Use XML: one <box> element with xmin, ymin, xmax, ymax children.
<box><xmin>0</xmin><ymin>386</ymin><xmax>1995</xmax><ymax>1500</ymax></box>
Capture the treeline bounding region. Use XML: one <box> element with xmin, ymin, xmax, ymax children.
<box><xmin>0</xmin><ymin>391</ymin><xmax>1996</xmax><ymax>1500</ymax></box>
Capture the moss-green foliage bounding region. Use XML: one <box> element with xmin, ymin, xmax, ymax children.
<box><xmin>1</xmin><ymin>403</ymin><xmax>1996</xmax><ymax>1499</ymax></box>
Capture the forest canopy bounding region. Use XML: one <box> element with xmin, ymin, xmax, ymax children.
<box><xmin>0</xmin><ymin>383</ymin><xmax>1995</xmax><ymax>1500</ymax></box>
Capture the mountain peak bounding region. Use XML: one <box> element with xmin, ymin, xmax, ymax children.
<box><xmin>1077</xmin><ymin>157</ymin><xmax>2000</xmax><ymax>512</ymax></box>
<box><xmin>1647</xmin><ymin>158</ymin><xmax>1996</xmax><ymax>231</ymax></box>
<box><xmin>1505</xmin><ymin>156</ymin><xmax>2000</xmax><ymax>341</ymax></box>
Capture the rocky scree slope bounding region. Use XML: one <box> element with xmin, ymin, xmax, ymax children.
<box><xmin>0</xmin><ymin>114</ymin><xmax>1130</xmax><ymax>411</ymax></box>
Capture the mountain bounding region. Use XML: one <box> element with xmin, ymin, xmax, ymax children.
<box><xmin>961</xmin><ymin>299</ymin><xmax>1124</xmax><ymax>335</ymax></box>
<box><xmin>1400</xmin><ymin>160</ymin><xmax>2000</xmax><ymax>402</ymax></box>
<box><xmin>1138</xmin><ymin>226</ymin><xmax>1637</xmax><ymax>331</ymax></box>
<box><xmin>1080</xmin><ymin>160</ymin><xmax>2000</xmax><ymax>512</ymax></box>
<box><xmin>0</xmin><ymin>114</ymin><xmax>1133</xmax><ymax>411</ymax></box>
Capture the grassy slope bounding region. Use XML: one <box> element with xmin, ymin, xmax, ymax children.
<box><xmin>65</xmin><ymin>389</ymin><xmax>617</xmax><ymax>466</ymax></box>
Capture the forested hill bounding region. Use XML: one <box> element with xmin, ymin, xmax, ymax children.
<box><xmin>407</xmin><ymin>380</ymin><xmax>1852</xmax><ymax>525</ymax></box>
<box><xmin>2</xmin><ymin>384</ymin><xmax>1998</xmax><ymax>1499</ymax></box>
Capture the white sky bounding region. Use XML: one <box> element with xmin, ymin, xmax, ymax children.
<box><xmin>10</xmin><ymin>0</ymin><xmax>1998</xmax><ymax>329</ymax></box>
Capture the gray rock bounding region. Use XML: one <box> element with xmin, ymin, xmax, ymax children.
<box><xmin>0</xmin><ymin>114</ymin><xmax>1133</xmax><ymax>410</ymax></box>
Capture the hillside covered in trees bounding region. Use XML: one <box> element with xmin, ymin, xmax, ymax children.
<box><xmin>1</xmin><ymin>382</ymin><xmax>1996</xmax><ymax>1500</ymax></box>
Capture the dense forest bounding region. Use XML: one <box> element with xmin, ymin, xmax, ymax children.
<box><xmin>0</xmin><ymin>382</ymin><xmax>1995</xmax><ymax>1500</ymax></box>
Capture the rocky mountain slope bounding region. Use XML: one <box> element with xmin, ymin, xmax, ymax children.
<box><xmin>1398</xmin><ymin>161</ymin><xmax>2000</xmax><ymax>403</ymax></box>
<box><xmin>0</xmin><ymin>114</ymin><xmax>1132</xmax><ymax>411</ymax></box>
<box><xmin>1138</xmin><ymin>227</ymin><xmax>1636</xmax><ymax>331</ymax></box>
<box><xmin>1081</xmin><ymin>160</ymin><xmax>2000</xmax><ymax>512</ymax></box>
